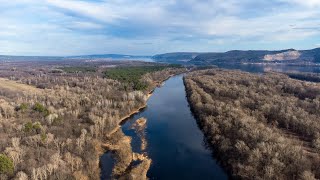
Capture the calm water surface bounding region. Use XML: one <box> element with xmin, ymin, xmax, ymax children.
<box><xmin>216</xmin><ymin>63</ymin><xmax>320</xmax><ymax>73</ymax></box>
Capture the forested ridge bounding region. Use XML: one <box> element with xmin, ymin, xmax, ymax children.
<box><xmin>0</xmin><ymin>61</ymin><xmax>185</xmax><ymax>180</ymax></box>
<box><xmin>104</xmin><ymin>65</ymin><xmax>181</xmax><ymax>90</ymax></box>
<box><xmin>184</xmin><ymin>69</ymin><xmax>320</xmax><ymax>180</ymax></box>
<box><xmin>153</xmin><ymin>48</ymin><xmax>320</xmax><ymax>65</ymax></box>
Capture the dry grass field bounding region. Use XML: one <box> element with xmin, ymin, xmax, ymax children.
<box><xmin>0</xmin><ymin>78</ymin><xmax>42</xmax><ymax>94</ymax></box>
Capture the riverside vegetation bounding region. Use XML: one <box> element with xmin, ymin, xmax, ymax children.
<box><xmin>0</xmin><ymin>60</ymin><xmax>185</xmax><ymax>180</ymax></box>
<box><xmin>184</xmin><ymin>69</ymin><xmax>320</xmax><ymax>180</ymax></box>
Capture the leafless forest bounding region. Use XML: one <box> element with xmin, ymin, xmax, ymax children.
<box><xmin>0</xmin><ymin>60</ymin><xmax>185</xmax><ymax>180</ymax></box>
<box><xmin>184</xmin><ymin>69</ymin><xmax>320</xmax><ymax>180</ymax></box>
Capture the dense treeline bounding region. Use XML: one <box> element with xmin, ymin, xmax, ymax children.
<box><xmin>104</xmin><ymin>65</ymin><xmax>181</xmax><ymax>90</ymax></box>
<box><xmin>184</xmin><ymin>69</ymin><xmax>320</xmax><ymax>180</ymax></box>
<box><xmin>59</xmin><ymin>67</ymin><xmax>97</xmax><ymax>73</ymax></box>
<box><xmin>285</xmin><ymin>72</ymin><xmax>320</xmax><ymax>83</ymax></box>
<box><xmin>0</xmin><ymin>61</ymin><xmax>185</xmax><ymax>179</ymax></box>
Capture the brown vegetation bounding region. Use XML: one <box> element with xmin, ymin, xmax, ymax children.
<box><xmin>0</xmin><ymin>78</ymin><xmax>42</xmax><ymax>94</ymax></box>
<box><xmin>102</xmin><ymin>127</ymin><xmax>151</xmax><ymax>180</ymax></box>
<box><xmin>184</xmin><ymin>69</ymin><xmax>320</xmax><ymax>180</ymax></box>
<box><xmin>119</xmin><ymin>156</ymin><xmax>151</xmax><ymax>180</ymax></box>
<box><xmin>0</xmin><ymin>60</ymin><xmax>185</xmax><ymax>179</ymax></box>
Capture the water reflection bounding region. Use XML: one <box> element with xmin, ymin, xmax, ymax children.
<box><xmin>216</xmin><ymin>63</ymin><xmax>320</xmax><ymax>74</ymax></box>
<box><xmin>100</xmin><ymin>153</ymin><xmax>114</xmax><ymax>180</ymax></box>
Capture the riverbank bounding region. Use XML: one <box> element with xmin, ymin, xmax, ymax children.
<box><xmin>184</xmin><ymin>69</ymin><xmax>320</xmax><ymax>179</ymax></box>
<box><xmin>106</xmin><ymin>72</ymin><xmax>176</xmax><ymax>138</ymax></box>
<box><xmin>100</xmin><ymin>93</ymin><xmax>155</xmax><ymax>179</ymax></box>
<box><xmin>102</xmin><ymin>125</ymin><xmax>152</xmax><ymax>179</ymax></box>
<box><xmin>100</xmin><ymin>71</ymin><xmax>184</xmax><ymax>179</ymax></box>
<box><xmin>105</xmin><ymin>88</ymin><xmax>152</xmax><ymax>138</ymax></box>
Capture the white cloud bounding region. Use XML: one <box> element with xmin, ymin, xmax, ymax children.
<box><xmin>46</xmin><ymin>0</ymin><xmax>122</xmax><ymax>23</ymax></box>
<box><xmin>0</xmin><ymin>0</ymin><xmax>320</xmax><ymax>55</ymax></box>
<box><xmin>282</xmin><ymin>0</ymin><xmax>320</xmax><ymax>7</ymax></box>
<box><xmin>203</xmin><ymin>10</ymin><xmax>320</xmax><ymax>41</ymax></box>
<box><xmin>45</xmin><ymin>0</ymin><xmax>170</xmax><ymax>24</ymax></box>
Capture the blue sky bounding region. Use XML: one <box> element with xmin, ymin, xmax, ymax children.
<box><xmin>0</xmin><ymin>0</ymin><xmax>320</xmax><ymax>56</ymax></box>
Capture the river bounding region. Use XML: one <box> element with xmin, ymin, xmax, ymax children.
<box><xmin>101</xmin><ymin>74</ymin><xmax>228</xmax><ymax>179</ymax></box>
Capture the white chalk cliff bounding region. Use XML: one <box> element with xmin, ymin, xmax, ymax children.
<box><xmin>263</xmin><ymin>51</ymin><xmax>301</xmax><ymax>61</ymax></box>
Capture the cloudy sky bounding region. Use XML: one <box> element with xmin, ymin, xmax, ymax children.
<box><xmin>0</xmin><ymin>0</ymin><xmax>320</xmax><ymax>56</ymax></box>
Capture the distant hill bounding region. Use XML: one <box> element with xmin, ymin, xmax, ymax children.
<box><xmin>152</xmin><ymin>52</ymin><xmax>201</xmax><ymax>64</ymax></box>
<box><xmin>2</xmin><ymin>48</ymin><xmax>320</xmax><ymax>65</ymax></box>
<box><xmin>305</xmin><ymin>48</ymin><xmax>320</xmax><ymax>63</ymax></box>
<box><xmin>153</xmin><ymin>48</ymin><xmax>320</xmax><ymax>65</ymax></box>
<box><xmin>0</xmin><ymin>54</ymin><xmax>152</xmax><ymax>62</ymax></box>
<box><xmin>68</xmin><ymin>54</ymin><xmax>151</xmax><ymax>59</ymax></box>
<box><xmin>192</xmin><ymin>49</ymin><xmax>296</xmax><ymax>64</ymax></box>
<box><xmin>0</xmin><ymin>55</ymin><xmax>63</xmax><ymax>61</ymax></box>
